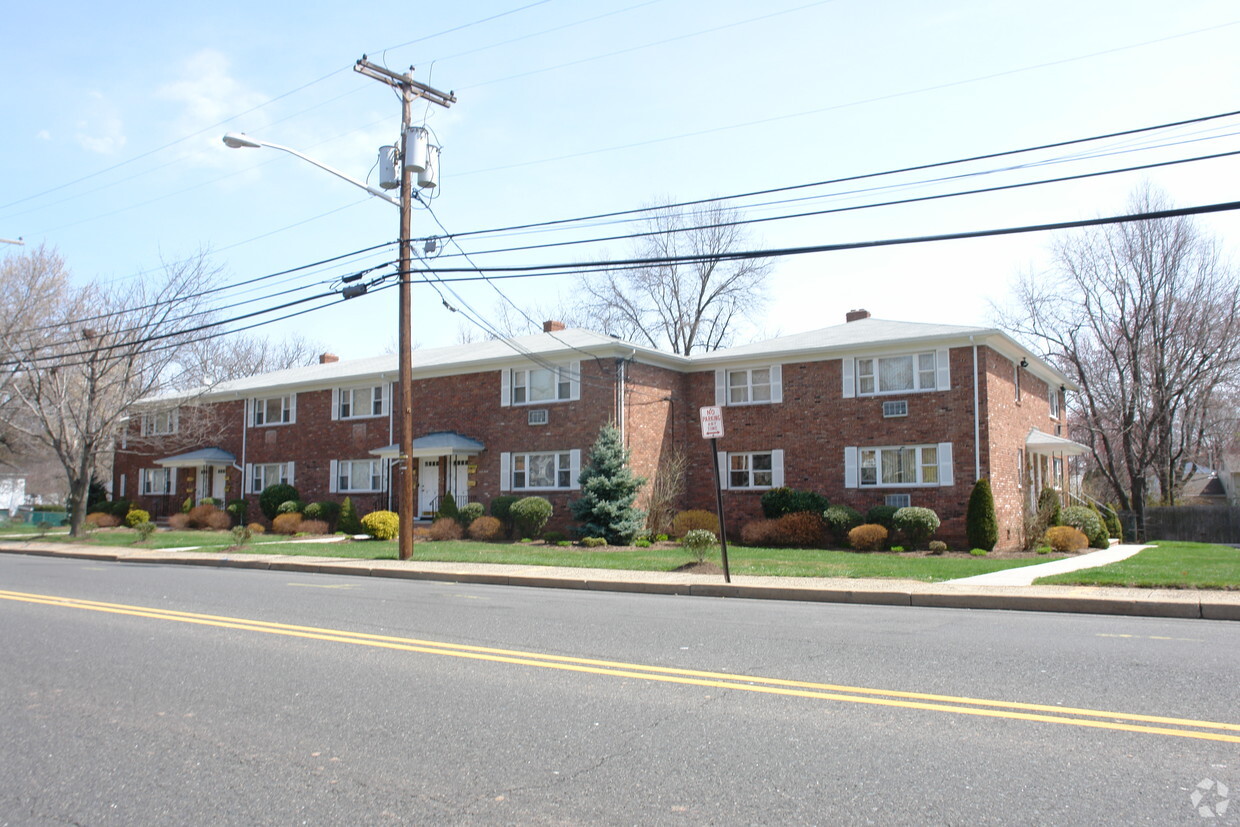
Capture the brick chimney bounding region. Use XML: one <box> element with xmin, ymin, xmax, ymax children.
<box><xmin>543</xmin><ymin>320</ymin><xmax>566</xmax><ymax>333</ymax></box>
<box><xmin>319</xmin><ymin>353</ymin><xmax>340</xmax><ymax>364</ymax></box>
<box><xmin>845</xmin><ymin>309</ymin><xmax>871</xmax><ymax>323</ymax></box>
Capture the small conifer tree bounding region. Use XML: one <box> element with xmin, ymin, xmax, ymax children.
<box><xmin>338</xmin><ymin>496</ymin><xmax>362</xmax><ymax>535</ymax></box>
<box><xmin>570</xmin><ymin>423</ymin><xmax>647</xmax><ymax>545</ymax></box>
<box><xmin>966</xmin><ymin>478</ymin><xmax>998</xmax><ymax>551</ymax></box>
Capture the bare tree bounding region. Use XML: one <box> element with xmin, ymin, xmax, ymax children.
<box><xmin>1</xmin><ymin>247</ymin><xmax>220</xmax><ymax>536</ymax></box>
<box><xmin>578</xmin><ymin>201</ymin><xmax>772</xmax><ymax>354</ymax></box>
<box><xmin>171</xmin><ymin>330</ymin><xmax>325</xmax><ymax>388</ymax></box>
<box><xmin>997</xmin><ymin>186</ymin><xmax>1240</xmax><ymax>537</ymax></box>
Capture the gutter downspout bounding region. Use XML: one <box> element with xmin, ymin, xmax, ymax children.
<box><xmin>970</xmin><ymin>336</ymin><xmax>981</xmax><ymax>482</ymax></box>
<box><xmin>239</xmin><ymin>397</ymin><xmax>248</xmax><ymax>495</ymax></box>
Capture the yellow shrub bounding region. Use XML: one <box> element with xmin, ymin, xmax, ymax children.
<box><xmin>1044</xmin><ymin>525</ymin><xmax>1088</xmax><ymax>552</ymax></box>
<box><xmin>671</xmin><ymin>509</ymin><xmax>720</xmax><ymax>537</ymax></box>
<box><xmin>272</xmin><ymin>513</ymin><xmax>303</xmax><ymax>535</ymax></box>
<box><xmin>361</xmin><ymin>510</ymin><xmax>399</xmax><ymax>541</ymax></box>
<box><xmin>848</xmin><ymin>523</ymin><xmax>889</xmax><ymax>551</ymax></box>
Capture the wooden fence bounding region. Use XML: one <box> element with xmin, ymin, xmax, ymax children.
<box><xmin>1121</xmin><ymin>506</ymin><xmax>1240</xmax><ymax>544</ymax></box>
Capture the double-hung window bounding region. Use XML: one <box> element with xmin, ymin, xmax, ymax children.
<box><xmin>253</xmin><ymin>395</ymin><xmax>293</xmax><ymax>426</ymax></box>
<box><xmin>855</xmin><ymin>352</ymin><xmax>937</xmax><ymax>395</ymax></box>
<box><xmin>140</xmin><ymin>468</ymin><xmax>173</xmax><ymax>495</ymax></box>
<box><xmin>336</xmin><ymin>385</ymin><xmax>386</xmax><ymax>419</ymax></box>
<box><xmin>847</xmin><ymin>443</ymin><xmax>953</xmax><ymax>488</ymax></box>
<box><xmin>728</xmin><ymin>368</ymin><xmax>772</xmax><ymax>404</ymax></box>
<box><xmin>334</xmin><ymin>459</ymin><xmax>384</xmax><ymax>493</ymax></box>
<box><xmin>250</xmin><ymin>462</ymin><xmax>291</xmax><ymax>493</ymax></box>
<box><xmin>142</xmin><ymin>410</ymin><xmax>178</xmax><ymax>436</ymax></box>
<box><xmin>729</xmin><ymin>452</ymin><xmax>774</xmax><ymax>489</ymax></box>
<box><xmin>508</xmin><ymin>365</ymin><xmax>576</xmax><ymax>406</ymax></box>
<box><xmin>1049</xmin><ymin>386</ymin><xmax>1060</xmax><ymax>419</ymax></box>
<box><xmin>500</xmin><ymin>450</ymin><xmax>581</xmax><ymax>491</ymax></box>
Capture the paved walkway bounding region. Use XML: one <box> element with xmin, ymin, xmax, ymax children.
<box><xmin>946</xmin><ymin>543</ymin><xmax>1150</xmax><ymax>586</ymax></box>
<box><xmin>2</xmin><ymin>540</ymin><xmax>1237</xmax><ymax>621</ymax></box>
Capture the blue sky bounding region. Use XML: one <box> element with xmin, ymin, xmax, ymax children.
<box><xmin>4</xmin><ymin>0</ymin><xmax>1239</xmax><ymax>359</ymax></box>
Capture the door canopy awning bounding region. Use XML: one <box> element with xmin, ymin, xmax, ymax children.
<box><xmin>155</xmin><ymin>447</ymin><xmax>237</xmax><ymax>468</ymax></box>
<box><xmin>371</xmin><ymin>431</ymin><xmax>485</xmax><ymax>460</ymax></box>
<box><xmin>1025</xmin><ymin>429</ymin><xmax>1090</xmax><ymax>457</ymax></box>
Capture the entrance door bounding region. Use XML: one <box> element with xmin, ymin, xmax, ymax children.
<box><xmin>212</xmin><ymin>468</ymin><xmax>227</xmax><ymax>502</ymax></box>
<box><xmin>196</xmin><ymin>467</ymin><xmax>211</xmax><ymax>503</ymax></box>
<box><xmin>448</xmin><ymin>456</ymin><xmax>469</xmax><ymax>505</ymax></box>
<box><xmin>417</xmin><ymin>459</ymin><xmax>439</xmax><ymax>519</ymax></box>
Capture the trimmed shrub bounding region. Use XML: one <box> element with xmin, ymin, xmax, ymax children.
<box><xmin>928</xmin><ymin>540</ymin><xmax>948</xmax><ymax>554</ymax></box>
<box><xmin>272</xmin><ymin>513</ymin><xmax>303</xmax><ymax>535</ymax></box>
<box><xmin>1090</xmin><ymin>504</ymin><xmax>1113</xmax><ymax>547</ymax></box>
<box><xmin>458</xmin><ymin>502</ymin><xmax>484</xmax><ymax>527</ymax></box>
<box><xmin>259</xmin><ymin>483</ymin><xmax>300</xmax><ymax>521</ymax></box>
<box><xmin>428</xmin><ymin>517</ymin><xmax>464</xmax><ymax>541</ymax></box>
<box><xmin>106</xmin><ymin>499</ymin><xmax>133</xmax><ymax>518</ymax></box>
<box><xmin>761</xmin><ymin>487</ymin><xmax>829</xmax><ymax>519</ymax></box>
<box><xmin>864</xmin><ymin>505</ymin><xmax>899</xmax><ymax>530</ymax></box>
<box><xmin>86</xmin><ymin>512</ymin><xmax>120</xmax><ymax>528</ymax></box>
<box><xmin>1101</xmin><ymin>505</ymin><xmax>1124</xmax><ymax>543</ymax></box>
<box><xmin>848</xmin><ymin>523</ymin><xmax>889</xmax><ymax>552</ymax></box>
<box><xmin>436</xmin><ymin>491</ymin><xmax>460</xmax><ymax>523</ymax></box>
<box><xmin>467</xmin><ymin>516</ymin><xmax>503</xmax><ymax>541</ymax></box>
<box><xmin>581</xmin><ymin>537</ymin><xmax>608</xmax><ymax>548</ymax></box>
<box><xmin>134</xmin><ymin>521</ymin><xmax>156</xmax><ymax>542</ymax></box>
<box><xmin>511</xmin><ymin>496</ymin><xmax>553</xmax><ymax>538</ymax></box>
<box><xmin>304</xmin><ymin>501</ymin><xmax>341</xmax><ymax>530</ymax></box>
<box><xmin>823</xmin><ymin>504</ymin><xmax>863</xmax><ymax>546</ymax></box>
<box><xmin>490</xmin><ymin>495</ymin><xmax>519</xmax><ymax>536</ymax></box>
<box><xmin>226</xmin><ymin>499</ymin><xmax>249</xmax><ymax>527</ymax></box>
<box><xmin>740</xmin><ymin>519</ymin><xmax>779</xmax><ymax>547</ymax></box>
<box><xmin>181</xmin><ymin>496</ymin><xmax>193</xmax><ymax>514</ymax></box>
<box><xmin>246</xmin><ymin>522</ymin><xmax>266</xmax><ymax>535</ymax></box>
<box><xmin>205</xmin><ymin>509</ymin><xmax>232</xmax><ymax>531</ymax></box>
<box><xmin>1062</xmin><ymin>506</ymin><xmax>1107</xmax><ymax>549</ymax></box>
<box><xmin>966</xmin><ymin>478</ymin><xmax>999</xmax><ymax>552</ymax></box>
<box><xmin>168</xmin><ymin>513</ymin><xmax>191</xmax><ymax>530</ymax></box>
<box><xmin>892</xmin><ymin>507</ymin><xmax>940</xmax><ymax>548</ymax></box>
<box><xmin>124</xmin><ymin>508</ymin><xmax>150</xmax><ymax>528</ymax></box>
<box><xmin>1045</xmin><ymin>525</ymin><xmax>1089</xmax><ymax>552</ymax></box>
<box><xmin>682</xmin><ymin>529</ymin><xmax>717</xmax><ymax>563</ymax></box>
<box><xmin>361</xmin><ymin>510</ymin><xmax>399</xmax><ymax>541</ymax></box>
<box><xmin>634</xmin><ymin>539</ymin><xmax>652</xmax><ymax>548</ymax></box>
<box><xmin>543</xmin><ymin>531</ymin><xmax>567</xmax><ymax>544</ymax></box>
<box><xmin>187</xmin><ymin>504</ymin><xmax>224</xmax><ymax>530</ymax></box>
<box><xmin>770</xmin><ymin>511</ymin><xmax>826</xmax><ymax>548</ymax></box>
<box><xmin>970</xmin><ymin>548</ymin><xmax>989</xmax><ymax>556</ymax></box>
<box><xmin>338</xmin><ymin>497</ymin><xmax>362</xmax><ymax>535</ymax></box>
<box><xmin>277</xmin><ymin>499</ymin><xmax>304</xmax><ymax>515</ymax></box>
<box><xmin>1037</xmin><ymin>487</ymin><xmax>1063</xmax><ymax>527</ymax></box>
<box><xmin>299</xmin><ymin>519</ymin><xmax>329</xmax><ymax>536</ymax></box>
<box><xmin>671</xmin><ymin>509</ymin><xmax>720</xmax><ymax>537</ymax></box>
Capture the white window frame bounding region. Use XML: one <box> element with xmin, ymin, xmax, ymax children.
<box><xmin>335</xmin><ymin>385</ymin><xmax>388</xmax><ymax>420</ymax></box>
<box><xmin>140</xmin><ymin>468</ymin><xmax>174</xmax><ymax>495</ymax></box>
<box><xmin>250</xmin><ymin>462</ymin><xmax>292</xmax><ymax>494</ymax></box>
<box><xmin>505</xmin><ymin>364</ymin><xmax>579</xmax><ymax>407</ymax></box>
<box><xmin>1049</xmin><ymin>386</ymin><xmax>1060</xmax><ymax>419</ymax></box>
<box><xmin>715</xmin><ymin>449</ymin><xmax>785</xmax><ymax>490</ymax></box>
<box><xmin>142</xmin><ymin>409</ymin><xmax>178</xmax><ymax>436</ymax></box>
<box><xmin>846</xmin><ymin>443</ymin><xmax>954</xmax><ymax>488</ymax></box>
<box><xmin>882</xmin><ymin>400</ymin><xmax>908</xmax><ymax>418</ymax></box>
<box><xmin>499</xmin><ymin>450</ymin><xmax>582</xmax><ymax>491</ymax></box>
<box><xmin>333</xmin><ymin>459</ymin><xmax>385</xmax><ymax>493</ymax></box>
<box><xmin>885</xmin><ymin>493</ymin><xmax>911</xmax><ymax>508</ymax></box>
<box><xmin>855</xmin><ymin>352</ymin><xmax>938</xmax><ymax>396</ymax></box>
<box><xmin>252</xmin><ymin>395</ymin><xmax>295</xmax><ymax>427</ymax></box>
<box><xmin>714</xmin><ymin>365</ymin><xmax>782</xmax><ymax>407</ymax></box>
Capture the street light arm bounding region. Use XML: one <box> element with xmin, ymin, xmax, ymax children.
<box><xmin>221</xmin><ymin>133</ymin><xmax>399</xmax><ymax>208</ymax></box>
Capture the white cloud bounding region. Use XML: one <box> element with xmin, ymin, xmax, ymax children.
<box><xmin>36</xmin><ymin>130</ymin><xmax>51</xmax><ymax>141</ymax></box>
<box><xmin>156</xmin><ymin>49</ymin><xmax>269</xmax><ymax>164</ymax></box>
<box><xmin>75</xmin><ymin>91</ymin><xmax>126</xmax><ymax>154</ymax></box>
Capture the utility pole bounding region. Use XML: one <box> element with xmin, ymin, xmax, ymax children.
<box><xmin>353</xmin><ymin>56</ymin><xmax>455</xmax><ymax>562</ymax></box>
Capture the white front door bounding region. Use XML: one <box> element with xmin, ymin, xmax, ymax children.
<box><xmin>418</xmin><ymin>459</ymin><xmax>439</xmax><ymax>518</ymax></box>
<box><xmin>196</xmin><ymin>467</ymin><xmax>211</xmax><ymax>502</ymax></box>
<box><xmin>212</xmin><ymin>468</ymin><xmax>227</xmax><ymax>502</ymax></box>
<box><xmin>448</xmin><ymin>456</ymin><xmax>469</xmax><ymax>505</ymax></box>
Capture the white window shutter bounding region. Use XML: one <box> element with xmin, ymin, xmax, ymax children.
<box><xmin>140</xmin><ymin>415</ymin><xmax>148</xmax><ymax>437</ymax></box>
<box><xmin>937</xmin><ymin>442</ymin><xmax>954</xmax><ymax>486</ymax></box>
<box><xmin>715</xmin><ymin>369</ymin><xmax>726</xmax><ymax>406</ymax></box>
<box><xmin>330</xmin><ymin>388</ymin><xmax>340</xmax><ymax>420</ymax></box>
<box><xmin>286</xmin><ymin>462</ymin><xmax>295</xmax><ymax>487</ymax></box>
<box><xmin>771</xmin><ymin>449</ymin><xmax>785</xmax><ymax>488</ymax></box>
<box><xmin>500</xmin><ymin>370</ymin><xmax>511</xmax><ymax>407</ymax></box>
<box><xmin>288</xmin><ymin>393</ymin><xmax>297</xmax><ymax>424</ymax></box>
<box><xmin>169</xmin><ymin>468</ymin><xmax>177</xmax><ymax>494</ymax></box>
<box><xmin>569</xmin><ymin>361</ymin><xmax>581</xmax><ymax>401</ymax></box>
<box><xmin>569</xmin><ymin>449</ymin><xmax>581</xmax><ymax>489</ymax></box>
<box><xmin>936</xmin><ymin>347</ymin><xmax>951</xmax><ymax>391</ymax></box>
<box><xmin>328</xmin><ymin>460</ymin><xmax>338</xmax><ymax>493</ymax></box>
<box><xmin>770</xmin><ymin>364</ymin><xmax>783</xmax><ymax>404</ymax></box>
<box><xmin>844</xmin><ymin>447</ymin><xmax>859</xmax><ymax>488</ymax></box>
<box><xmin>383</xmin><ymin>383</ymin><xmax>392</xmax><ymax>416</ymax></box>
<box><xmin>842</xmin><ymin>358</ymin><xmax>855</xmax><ymax>398</ymax></box>
<box><xmin>171</xmin><ymin>409</ymin><xmax>179</xmax><ymax>433</ymax></box>
<box><xmin>244</xmin><ymin>464</ymin><xmax>253</xmax><ymax>493</ymax></box>
<box><xmin>499</xmin><ymin>452</ymin><xmax>511</xmax><ymax>491</ymax></box>
<box><xmin>119</xmin><ymin>474</ymin><xmax>126</xmax><ymax>499</ymax></box>
<box><xmin>716</xmin><ymin>452</ymin><xmax>729</xmax><ymax>490</ymax></box>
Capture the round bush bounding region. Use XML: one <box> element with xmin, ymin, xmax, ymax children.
<box><xmin>864</xmin><ymin>505</ymin><xmax>899</xmax><ymax>530</ymax></box>
<box><xmin>510</xmin><ymin>497</ymin><xmax>553</xmax><ymax>538</ymax></box>
<box><xmin>468</xmin><ymin>516</ymin><xmax>504</xmax><ymax>541</ymax></box>
<box><xmin>681</xmin><ymin>529</ymin><xmax>717</xmax><ymax>562</ymax></box>
<box><xmin>277</xmin><ymin>499</ymin><xmax>305</xmax><ymax>515</ymax></box>
<box><xmin>303</xmin><ymin>501</ymin><xmax>341</xmax><ymax>529</ymax></box>
<box><xmin>125</xmin><ymin>508</ymin><xmax>151</xmax><ymax>528</ymax></box>
<box><xmin>739</xmin><ymin>519</ymin><xmax>779</xmax><ymax>546</ymax></box>
<box><xmin>86</xmin><ymin>512</ymin><xmax>120</xmax><ymax>528</ymax></box>
<box><xmin>134</xmin><ymin>521</ymin><xmax>157</xmax><ymax>542</ymax></box>
<box><xmin>823</xmin><ymin>504</ymin><xmax>863</xmax><ymax>545</ymax></box>
<box><xmin>581</xmin><ymin>537</ymin><xmax>608</xmax><ymax>548</ymax></box>
<box><xmin>892</xmin><ymin>507</ymin><xmax>941</xmax><ymax>548</ymax></box>
<box><xmin>769</xmin><ymin>512</ymin><xmax>826</xmax><ymax>548</ymax></box>
<box><xmin>457</xmin><ymin>502</ymin><xmax>484</xmax><ymax>526</ymax></box>
<box><xmin>428</xmin><ymin>517</ymin><xmax>464</xmax><ymax>541</ymax></box>
<box><xmin>298</xmin><ymin>519</ymin><xmax>329</xmax><ymax>536</ymax></box>
<box><xmin>205</xmin><ymin>509</ymin><xmax>232</xmax><ymax>531</ymax></box>
<box><xmin>247</xmin><ymin>522</ymin><xmax>266</xmax><ymax>535</ymax></box>
<box><xmin>1061</xmin><ymin>506</ymin><xmax>1106</xmax><ymax>548</ymax></box>
<box><xmin>168</xmin><ymin>513</ymin><xmax>191</xmax><ymax>531</ymax></box>
<box><xmin>272</xmin><ymin>513</ymin><xmax>303</xmax><ymax>535</ymax></box>
<box><xmin>226</xmin><ymin>498</ymin><xmax>249</xmax><ymax>526</ymax></box>
<box><xmin>259</xmin><ymin>483</ymin><xmax>300</xmax><ymax>521</ymax></box>
<box><xmin>1044</xmin><ymin>525</ymin><xmax>1088</xmax><ymax>552</ymax></box>
<box><xmin>928</xmin><ymin>540</ymin><xmax>948</xmax><ymax>554</ymax></box>
<box><xmin>671</xmin><ymin>509</ymin><xmax>720</xmax><ymax>537</ymax></box>
<box><xmin>848</xmin><ymin>523</ymin><xmax>889</xmax><ymax>551</ymax></box>
<box><xmin>760</xmin><ymin>487</ymin><xmax>829</xmax><ymax>519</ymax></box>
<box><xmin>361</xmin><ymin>510</ymin><xmax>400</xmax><ymax>541</ymax></box>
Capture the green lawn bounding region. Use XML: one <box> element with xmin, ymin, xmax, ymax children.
<box><xmin>230</xmin><ymin>538</ymin><xmax>1057</xmax><ymax>582</ymax></box>
<box><xmin>1034</xmin><ymin>541</ymin><xmax>1240</xmax><ymax>589</ymax></box>
<box><xmin>20</xmin><ymin>528</ymin><xmax>293</xmax><ymax>550</ymax></box>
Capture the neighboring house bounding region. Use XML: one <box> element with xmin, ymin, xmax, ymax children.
<box><xmin>112</xmin><ymin>311</ymin><xmax>1082</xmax><ymax>549</ymax></box>
<box><xmin>1220</xmin><ymin>449</ymin><xmax>1240</xmax><ymax>505</ymax></box>
<box><xmin>0</xmin><ymin>474</ymin><xmax>26</xmax><ymax>517</ymax></box>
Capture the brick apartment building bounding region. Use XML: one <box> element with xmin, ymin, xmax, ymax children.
<box><xmin>112</xmin><ymin>311</ymin><xmax>1086</xmax><ymax>549</ymax></box>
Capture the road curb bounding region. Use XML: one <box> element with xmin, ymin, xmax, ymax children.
<box><xmin>2</xmin><ymin>545</ymin><xmax>1237</xmax><ymax>620</ymax></box>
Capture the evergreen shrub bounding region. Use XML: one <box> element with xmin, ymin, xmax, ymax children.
<box><xmin>125</xmin><ymin>508</ymin><xmax>150</xmax><ymax>528</ymax></box>
<box><xmin>511</xmin><ymin>497</ymin><xmax>553</xmax><ymax>538</ymax></box>
<box><xmin>1062</xmin><ymin>506</ymin><xmax>1107</xmax><ymax>549</ymax></box>
<box><xmin>966</xmin><ymin>478</ymin><xmax>998</xmax><ymax>552</ymax></box>
<box><xmin>338</xmin><ymin>497</ymin><xmax>362</xmax><ymax>535</ymax></box>
<box><xmin>761</xmin><ymin>487</ymin><xmax>829</xmax><ymax>519</ymax></box>
<box><xmin>892</xmin><ymin>507</ymin><xmax>940</xmax><ymax>548</ymax></box>
<box><xmin>864</xmin><ymin>505</ymin><xmax>899</xmax><ymax>530</ymax></box>
<box><xmin>259</xmin><ymin>484</ymin><xmax>300</xmax><ymax>521</ymax></box>
<box><xmin>570</xmin><ymin>424</ymin><xmax>647</xmax><ymax>544</ymax></box>
<box><xmin>823</xmin><ymin>504</ymin><xmax>863</xmax><ymax>545</ymax></box>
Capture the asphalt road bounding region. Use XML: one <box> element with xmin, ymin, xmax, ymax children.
<box><xmin>2</xmin><ymin>555</ymin><xmax>1237</xmax><ymax>825</ymax></box>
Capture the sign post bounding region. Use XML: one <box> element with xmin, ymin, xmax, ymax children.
<box><xmin>699</xmin><ymin>406</ymin><xmax>731</xmax><ymax>583</ymax></box>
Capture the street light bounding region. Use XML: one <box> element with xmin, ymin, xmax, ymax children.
<box><xmin>222</xmin><ymin>130</ymin><xmax>417</xmax><ymax>559</ymax></box>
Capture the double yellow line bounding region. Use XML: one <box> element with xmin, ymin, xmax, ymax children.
<box><xmin>4</xmin><ymin>588</ymin><xmax>1238</xmax><ymax>744</ymax></box>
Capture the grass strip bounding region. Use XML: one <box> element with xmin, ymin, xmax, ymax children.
<box><xmin>1034</xmin><ymin>541</ymin><xmax>1240</xmax><ymax>589</ymax></box>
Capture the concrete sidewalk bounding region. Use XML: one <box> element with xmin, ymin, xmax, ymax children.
<box><xmin>946</xmin><ymin>543</ymin><xmax>1150</xmax><ymax>586</ymax></box>
<box><xmin>2</xmin><ymin>541</ymin><xmax>1238</xmax><ymax>621</ymax></box>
